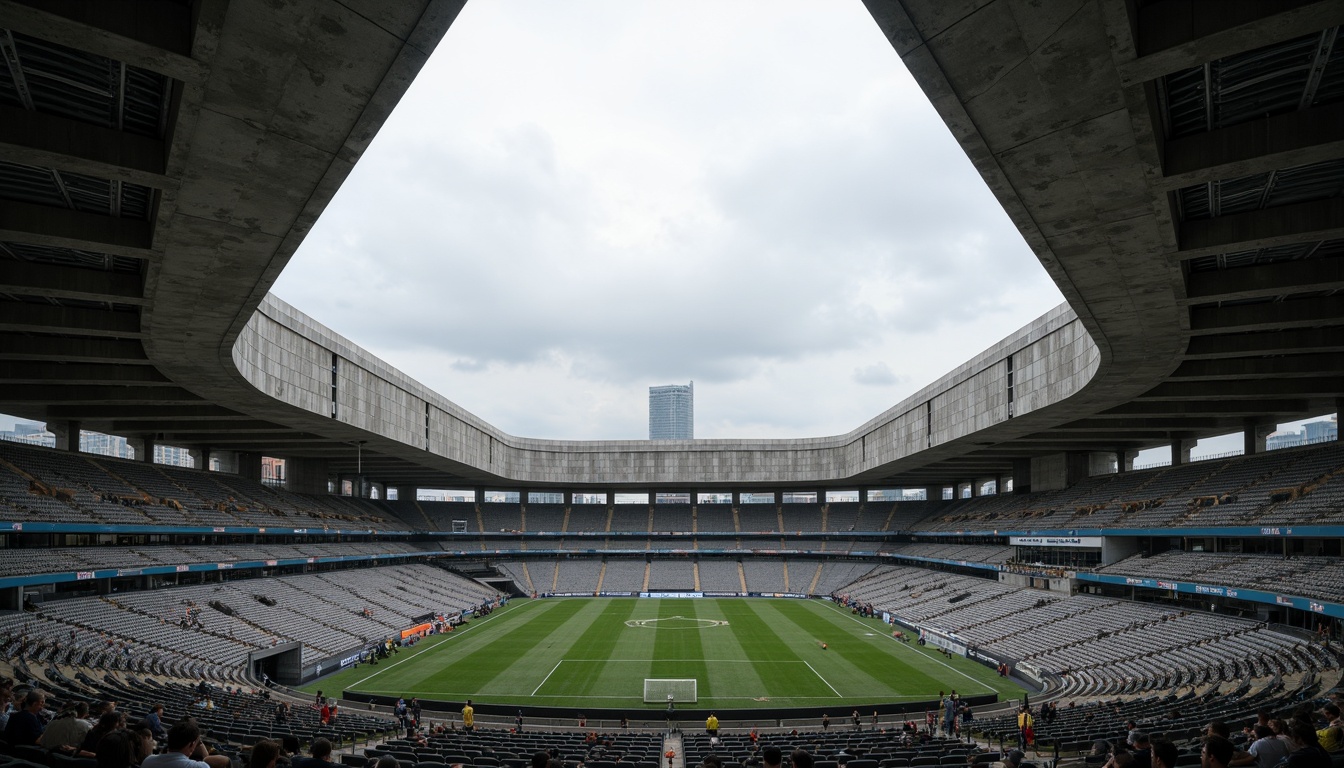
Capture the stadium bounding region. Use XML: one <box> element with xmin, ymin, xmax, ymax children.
<box><xmin>1</xmin><ymin>1</ymin><xmax>1342</xmax><ymax>768</ymax></box>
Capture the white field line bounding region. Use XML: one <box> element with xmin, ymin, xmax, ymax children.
<box><xmin>346</xmin><ymin>600</ymin><xmax>530</xmax><ymax>690</ymax></box>
<box><xmin>532</xmin><ymin>660</ymin><xmax>564</xmax><ymax>696</ymax></box>
<box><xmin>819</xmin><ymin>599</ymin><xmax>991</xmax><ymax>692</ymax></box>
<box><xmin>803</xmin><ymin>660</ymin><xmax>843</xmax><ymax>697</ymax></box>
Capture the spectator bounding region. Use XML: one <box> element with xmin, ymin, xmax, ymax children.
<box><xmin>141</xmin><ymin>721</ymin><xmax>230</xmax><ymax>768</ymax></box>
<box><xmin>531</xmin><ymin>752</ymin><xmax>550</xmax><ymax>768</ymax></box>
<box><xmin>1202</xmin><ymin>736</ymin><xmax>1235</xmax><ymax>768</ymax></box>
<box><xmin>791</xmin><ymin>750</ymin><xmax>814</xmax><ymax>768</ymax></box>
<box><xmin>83</xmin><ymin>711</ymin><xmax>129</xmax><ymax>754</ymax></box>
<box><xmin>1233</xmin><ymin>725</ymin><xmax>1289</xmax><ymax>768</ymax></box>
<box><xmin>251</xmin><ymin>740</ymin><xmax>281</xmax><ymax>768</ymax></box>
<box><xmin>291</xmin><ymin>738</ymin><xmax>340</xmax><ymax>768</ymax></box>
<box><xmin>42</xmin><ymin>701</ymin><xmax>92</xmax><ymax>751</ymax></box>
<box><xmin>763</xmin><ymin>747</ymin><xmax>783</xmax><ymax>768</ymax></box>
<box><xmin>1271</xmin><ymin>719</ymin><xmax>1300</xmax><ymax>752</ymax></box>
<box><xmin>1284</xmin><ymin>722</ymin><xmax>1330</xmax><ymax>768</ymax></box>
<box><xmin>706</xmin><ymin>713</ymin><xmax>719</xmax><ymax>736</ymax></box>
<box><xmin>1151</xmin><ymin>741</ymin><xmax>1178</xmax><ymax>768</ymax></box>
<box><xmin>4</xmin><ymin>689</ymin><xmax>48</xmax><ymax>746</ymax></box>
<box><xmin>1318</xmin><ymin>705</ymin><xmax>1342</xmax><ymax>752</ymax></box>
<box><xmin>97</xmin><ymin>728</ymin><xmax>140</xmax><ymax>768</ymax></box>
<box><xmin>145</xmin><ymin>704</ymin><xmax>168</xmax><ymax>742</ymax></box>
<box><xmin>1130</xmin><ymin>732</ymin><xmax>1152</xmax><ymax>768</ymax></box>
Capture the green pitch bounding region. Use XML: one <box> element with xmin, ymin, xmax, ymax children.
<box><xmin>300</xmin><ymin>598</ymin><xmax>1021</xmax><ymax>710</ymax></box>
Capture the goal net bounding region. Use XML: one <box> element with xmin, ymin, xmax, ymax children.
<box><xmin>644</xmin><ymin>678</ymin><xmax>698</xmax><ymax>704</ymax></box>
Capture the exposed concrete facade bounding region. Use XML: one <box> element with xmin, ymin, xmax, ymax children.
<box><xmin>0</xmin><ymin>0</ymin><xmax>1340</xmax><ymax>493</ymax></box>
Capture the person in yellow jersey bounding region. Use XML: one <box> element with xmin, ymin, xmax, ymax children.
<box><xmin>706</xmin><ymin>713</ymin><xmax>719</xmax><ymax>736</ymax></box>
<box><xmin>462</xmin><ymin>699</ymin><xmax>474</xmax><ymax>732</ymax></box>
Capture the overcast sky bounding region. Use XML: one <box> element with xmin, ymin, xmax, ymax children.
<box><xmin>270</xmin><ymin>0</ymin><xmax>1068</xmax><ymax>442</ymax></box>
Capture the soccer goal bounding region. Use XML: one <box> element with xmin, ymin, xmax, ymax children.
<box><xmin>644</xmin><ymin>678</ymin><xmax>698</xmax><ymax>704</ymax></box>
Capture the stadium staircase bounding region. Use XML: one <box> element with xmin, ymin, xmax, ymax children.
<box><xmin>562</xmin><ymin>505</ymin><xmax>571</xmax><ymax>532</ymax></box>
<box><xmin>776</xmin><ymin>506</ymin><xmax>784</xmax><ymax>533</ymax></box>
<box><xmin>693</xmin><ymin>562</ymin><xmax>700</xmax><ymax>591</ymax></box>
<box><xmin>782</xmin><ymin>561</ymin><xmax>789</xmax><ymax>591</ymax></box>
<box><xmin>475</xmin><ymin>505</ymin><xmax>485</xmax><ymax>532</ymax></box>
<box><xmin>663</xmin><ymin>731</ymin><xmax>684</xmax><ymax>768</ymax></box>
<box><xmin>737</xmin><ymin>562</ymin><xmax>747</xmax><ymax>593</ymax></box>
<box><xmin>806</xmin><ymin>562</ymin><xmax>824</xmax><ymax>594</ymax></box>
<box><xmin>410</xmin><ymin>500</ymin><xmax>434</xmax><ymax>529</ymax></box>
<box><xmin>520</xmin><ymin>561</ymin><xmax>535</xmax><ymax>593</ymax></box>
<box><xmin>819</xmin><ymin>502</ymin><xmax>828</xmax><ymax>531</ymax></box>
<box><xmin>642</xmin><ymin>562</ymin><xmax>651</xmax><ymax>591</ymax></box>
<box><xmin>596</xmin><ymin>561</ymin><xmax>607</xmax><ymax>593</ymax></box>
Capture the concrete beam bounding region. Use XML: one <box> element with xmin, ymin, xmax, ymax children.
<box><xmin>104</xmin><ymin>419</ymin><xmax>285</xmax><ymax>434</ymax></box>
<box><xmin>0</xmin><ymin>201</ymin><xmax>156</xmax><ymax>259</ymax></box>
<box><xmin>1184</xmin><ymin>256</ymin><xmax>1344</xmax><ymax>303</ymax></box>
<box><xmin>0</xmin><ymin>361</ymin><xmax>172</xmax><ymax>385</ymax></box>
<box><xmin>0</xmin><ymin>335</ymin><xmax>147</xmax><ymax>363</ymax></box>
<box><xmin>1051</xmin><ymin>417</ymin><xmax>1234</xmax><ymax>432</ymax></box>
<box><xmin>1177</xmin><ymin>200</ymin><xmax>1344</xmax><ymax>260</ymax></box>
<box><xmin>0</xmin><ymin>107</ymin><xmax>173</xmax><ymax>189</ymax></box>
<box><xmin>1122</xmin><ymin>0</ymin><xmax>1343</xmax><ymax>82</ymax></box>
<box><xmin>1168</xmin><ymin>353</ymin><xmax>1344</xmax><ymax>380</ymax></box>
<box><xmin>1189</xmin><ymin>295</ymin><xmax>1344</xmax><ymax>333</ymax></box>
<box><xmin>1136</xmin><ymin>378</ymin><xmax>1342</xmax><ymax>400</ymax></box>
<box><xmin>0</xmin><ymin>0</ymin><xmax>207</xmax><ymax>83</ymax></box>
<box><xmin>1157</xmin><ymin>103</ymin><xmax>1344</xmax><ymax>190</ymax></box>
<box><xmin>1099</xmin><ymin>398</ymin><xmax>1311</xmax><ymax>417</ymax></box>
<box><xmin>0</xmin><ymin>302</ymin><xmax>141</xmax><ymax>337</ymax></box>
<box><xmin>45</xmin><ymin>404</ymin><xmax>249</xmax><ymax>421</ymax></box>
<box><xmin>0</xmin><ymin>260</ymin><xmax>144</xmax><ymax>305</ymax></box>
<box><xmin>1183</xmin><ymin>328</ymin><xmax>1344</xmax><ymax>359</ymax></box>
<box><xmin>0</xmin><ymin>384</ymin><xmax>200</xmax><ymax>405</ymax></box>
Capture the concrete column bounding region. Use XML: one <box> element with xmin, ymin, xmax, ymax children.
<box><xmin>188</xmin><ymin>447</ymin><xmax>209</xmax><ymax>470</ymax></box>
<box><xmin>731</xmin><ymin>491</ymin><xmax>741</xmax><ymax>507</ymax></box>
<box><xmin>474</xmin><ymin>487</ymin><xmax>486</xmax><ymax>505</ymax></box>
<box><xmin>50</xmin><ymin>420</ymin><xmax>81</xmax><ymax>452</ymax></box>
<box><xmin>814</xmin><ymin>488</ymin><xmax>827</xmax><ymax>504</ymax></box>
<box><xmin>563</xmin><ymin>491</ymin><xmax>573</xmax><ymax>507</ymax></box>
<box><xmin>924</xmin><ymin>485</ymin><xmax>942</xmax><ymax>502</ymax></box>
<box><xmin>1012</xmin><ymin>458</ymin><xmax>1031</xmax><ymax>494</ymax></box>
<box><xmin>772</xmin><ymin>490</ymin><xmax>782</xmax><ymax>505</ymax></box>
<box><xmin>1170</xmin><ymin>437</ymin><xmax>1197</xmax><ymax>466</ymax></box>
<box><xmin>1065</xmin><ymin>451</ymin><xmax>1091</xmax><ymax>486</ymax></box>
<box><xmin>212</xmin><ymin>451</ymin><xmax>239</xmax><ymax>474</ymax></box>
<box><xmin>127</xmin><ymin>436</ymin><xmax>155</xmax><ymax>463</ymax></box>
<box><xmin>286</xmin><ymin>458</ymin><xmax>330</xmax><ymax>495</ymax></box>
<box><xmin>236</xmin><ymin>452</ymin><xmax>263</xmax><ymax>482</ymax></box>
<box><xmin>1243</xmin><ymin>420</ymin><xmax>1274</xmax><ymax>455</ymax></box>
<box><xmin>970</xmin><ymin>480</ymin><xmax>982</xmax><ymax>498</ymax></box>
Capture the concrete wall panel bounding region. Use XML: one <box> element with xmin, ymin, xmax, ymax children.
<box><xmin>232</xmin><ymin>311</ymin><xmax>330</xmax><ymax>417</ymax></box>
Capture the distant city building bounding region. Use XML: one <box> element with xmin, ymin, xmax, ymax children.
<box><xmin>0</xmin><ymin>419</ymin><xmax>196</xmax><ymax>468</ymax></box>
<box><xmin>649</xmin><ymin>381</ymin><xmax>694</xmax><ymax>440</ymax></box>
<box><xmin>1267</xmin><ymin>417</ymin><xmax>1338</xmax><ymax>450</ymax></box>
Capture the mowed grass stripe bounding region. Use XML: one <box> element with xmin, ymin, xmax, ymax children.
<box><xmin>650</xmin><ymin>600</ymin><xmax>709</xmax><ymax>700</ymax></box>
<box><xmin>540</xmin><ymin>599</ymin><xmax>640</xmax><ymax>698</ymax></box>
<box><xmin>298</xmin><ymin>600</ymin><xmax>536</xmax><ymax>696</ymax></box>
<box><xmin>724</xmin><ymin>600</ymin><xmax>837</xmax><ymax>700</ymax></box>
<box><xmin>404</xmin><ymin>598</ymin><xmax>594</xmax><ymax>696</ymax></box>
<box><xmin>767</xmin><ymin>600</ymin><xmax>930</xmax><ymax>698</ymax></box>
<box><xmin>814</xmin><ymin>600</ymin><xmax>1016</xmax><ymax>698</ymax></box>
<box><xmin>694</xmin><ymin>599</ymin><xmax>767</xmax><ymax>703</ymax></box>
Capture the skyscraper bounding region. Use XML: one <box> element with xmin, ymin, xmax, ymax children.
<box><xmin>649</xmin><ymin>382</ymin><xmax>694</xmax><ymax>440</ymax></box>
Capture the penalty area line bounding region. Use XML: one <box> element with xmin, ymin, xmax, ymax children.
<box><xmin>532</xmin><ymin>660</ymin><xmax>563</xmax><ymax>696</ymax></box>
<box><xmin>346</xmin><ymin>601</ymin><xmax>530</xmax><ymax>690</ymax></box>
<box><xmin>803</xmin><ymin>660</ymin><xmax>843</xmax><ymax>698</ymax></box>
<box><xmin>819</xmin><ymin>599</ymin><xmax>990</xmax><ymax>693</ymax></box>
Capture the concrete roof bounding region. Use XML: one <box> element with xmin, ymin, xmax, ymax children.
<box><xmin>1</xmin><ymin>0</ymin><xmax>1340</xmax><ymax>491</ymax></box>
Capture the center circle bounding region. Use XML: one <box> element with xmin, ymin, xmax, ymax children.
<box><xmin>625</xmin><ymin>615</ymin><xmax>729</xmax><ymax>629</ymax></box>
